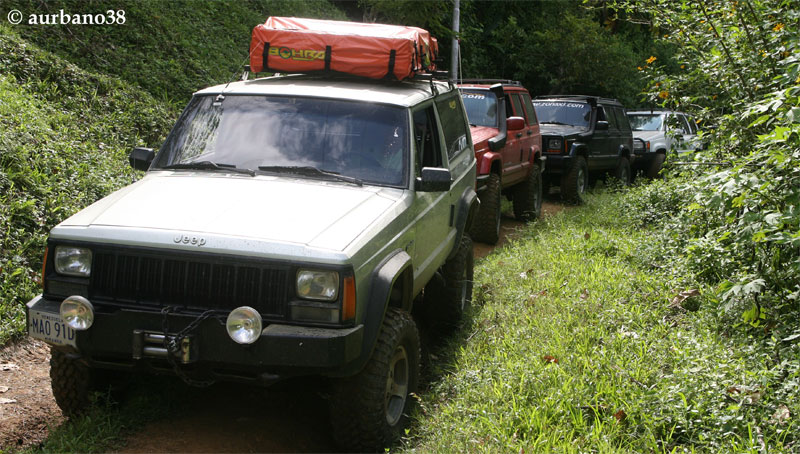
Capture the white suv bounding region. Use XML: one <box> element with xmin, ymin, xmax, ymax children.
<box><xmin>627</xmin><ymin>109</ymin><xmax>701</xmax><ymax>178</ymax></box>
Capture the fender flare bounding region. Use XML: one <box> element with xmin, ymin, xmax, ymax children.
<box><xmin>349</xmin><ymin>249</ymin><xmax>412</xmax><ymax>374</ymax></box>
<box><xmin>477</xmin><ymin>151</ymin><xmax>502</xmax><ymax>175</ymax></box>
<box><xmin>447</xmin><ymin>186</ymin><xmax>479</xmax><ymax>261</ymax></box>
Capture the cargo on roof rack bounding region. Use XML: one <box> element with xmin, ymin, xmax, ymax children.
<box><xmin>249</xmin><ymin>17</ymin><xmax>439</xmax><ymax>81</ymax></box>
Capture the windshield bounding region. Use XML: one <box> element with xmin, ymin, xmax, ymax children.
<box><xmin>532</xmin><ymin>101</ymin><xmax>592</xmax><ymax>128</ymax></box>
<box><xmin>154</xmin><ymin>95</ymin><xmax>409</xmax><ymax>187</ymax></box>
<box><xmin>628</xmin><ymin>114</ymin><xmax>664</xmax><ymax>131</ymax></box>
<box><xmin>459</xmin><ymin>90</ymin><xmax>498</xmax><ymax>128</ymax></box>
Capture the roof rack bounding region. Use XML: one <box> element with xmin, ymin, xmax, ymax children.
<box><xmin>459</xmin><ymin>79</ymin><xmax>521</xmax><ymax>86</ymax></box>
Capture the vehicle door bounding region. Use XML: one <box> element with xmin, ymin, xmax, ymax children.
<box><xmin>518</xmin><ymin>93</ymin><xmax>541</xmax><ymax>175</ymax></box>
<box><xmin>410</xmin><ymin>100</ymin><xmax>453</xmax><ymax>293</ymax></box>
<box><xmin>612</xmin><ymin>107</ymin><xmax>633</xmax><ymax>159</ymax></box>
<box><xmin>672</xmin><ymin>114</ymin><xmax>693</xmax><ymax>154</ymax></box>
<box><xmin>590</xmin><ymin>105</ymin><xmax>615</xmax><ymax>170</ymax></box>
<box><xmin>496</xmin><ymin>92</ymin><xmax>525</xmax><ymax>186</ymax></box>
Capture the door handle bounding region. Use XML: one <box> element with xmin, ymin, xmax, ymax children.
<box><xmin>527</xmin><ymin>130</ymin><xmax>533</xmax><ymax>135</ymax></box>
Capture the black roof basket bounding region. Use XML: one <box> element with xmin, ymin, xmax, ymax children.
<box><xmin>459</xmin><ymin>78</ymin><xmax>521</xmax><ymax>86</ymax></box>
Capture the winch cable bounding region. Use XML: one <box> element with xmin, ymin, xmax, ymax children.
<box><xmin>160</xmin><ymin>307</ymin><xmax>223</xmax><ymax>388</ymax></box>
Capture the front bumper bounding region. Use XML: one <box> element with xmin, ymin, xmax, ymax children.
<box><xmin>633</xmin><ymin>151</ymin><xmax>658</xmax><ymax>169</ymax></box>
<box><xmin>27</xmin><ymin>295</ymin><xmax>363</xmax><ymax>383</ymax></box>
<box><xmin>542</xmin><ymin>153</ymin><xmax>573</xmax><ymax>176</ymax></box>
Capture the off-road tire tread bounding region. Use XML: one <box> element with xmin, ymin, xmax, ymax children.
<box><xmin>646</xmin><ymin>153</ymin><xmax>666</xmax><ymax>179</ymax></box>
<box><xmin>422</xmin><ymin>234</ymin><xmax>474</xmax><ymax>330</ymax></box>
<box><xmin>614</xmin><ymin>156</ymin><xmax>632</xmax><ymax>186</ymax></box>
<box><xmin>471</xmin><ymin>173</ymin><xmax>501</xmax><ymax>244</ymax></box>
<box><xmin>50</xmin><ymin>349</ymin><xmax>93</xmax><ymax>416</ymax></box>
<box><xmin>513</xmin><ymin>162</ymin><xmax>542</xmax><ymax>221</ymax></box>
<box><xmin>329</xmin><ymin>308</ymin><xmax>420</xmax><ymax>452</ymax></box>
<box><xmin>561</xmin><ymin>156</ymin><xmax>587</xmax><ymax>204</ymax></box>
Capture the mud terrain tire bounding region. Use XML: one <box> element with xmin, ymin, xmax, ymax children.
<box><xmin>50</xmin><ymin>349</ymin><xmax>96</xmax><ymax>416</ymax></box>
<box><xmin>471</xmin><ymin>173</ymin><xmax>501</xmax><ymax>244</ymax></box>
<box><xmin>614</xmin><ymin>156</ymin><xmax>632</xmax><ymax>186</ymax></box>
<box><xmin>329</xmin><ymin>308</ymin><xmax>421</xmax><ymax>452</ymax></box>
<box><xmin>513</xmin><ymin>162</ymin><xmax>543</xmax><ymax>222</ymax></box>
<box><xmin>646</xmin><ymin>153</ymin><xmax>666</xmax><ymax>179</ymax></box>
<box><xmin>561</xmin><ymin>156</ymin><xmax>588</xmax><ymax>204</ymax></box>
<box><xmin>419</xmin><ymin>234</ymin><xmax>474</xmax><ymax>330</ymax></box>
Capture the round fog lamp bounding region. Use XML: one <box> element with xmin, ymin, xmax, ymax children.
<box><xmin>60</xmin><ymin>296</ymin><xmax>94</xmax><ymax>330</ymax></box>
<box><xmin>226</xmin><ymin>306</ymin><xmax>263</xmax><ymax>344</ymax></box>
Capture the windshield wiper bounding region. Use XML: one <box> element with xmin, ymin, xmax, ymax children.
<box><xmin>162</xmin><ymin>161</ymin><xmax>255</xmax><ymax>176</ymax></box>
<box><xmin>540</xmin><ymin>121</ymin><xmax>571</xmax><ymax>126</ymax></box>
<box><xmin>258</xmin><ymin>165</ymin><xmax>363</xmax><ymax>186</ymax></box>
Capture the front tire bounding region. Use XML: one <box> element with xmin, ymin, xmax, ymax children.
<box><xmin>50</xmin><ymin>349</ymin><xmax>118</xmax><ymax>416</ymax></box>
<box><xmin>561</xmin><ymin>156</ymin><xmax>588</xmax><ymax>204</ymax></box>
<box><xmin>329</xmin><ymin>308</ymin><xmax>421</xmax><ymax>452</ymax></box>
<box><xmin>471</xmin><ymin>173</ymin><xmax>501</xmax><ymax>244</ymax></box>
<box><xmin>645</xmin><ymin>153</ymin><xmax>666</xmax><ymax>179</ymax></box>
<box><xmin>614</xmin><ymin>156</ymin><xmax>632</xmax><ymax>186</ymax></box>
<box><xmin>512</xmin><ymin>162</ymin><xmax>542</xmax><ymax>222</ymax></box>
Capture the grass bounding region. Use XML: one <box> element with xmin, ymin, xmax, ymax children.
<box><xmin>401</xmin><ymin>190</ymin><xmax>798</xmax><ymax>453</ymax></box>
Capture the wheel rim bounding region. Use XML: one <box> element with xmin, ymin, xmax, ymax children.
<box><xmin>385</xmin><ymin>345</ymin><xmax>409</xmax><ymax>426</ymax></box>
<box><xmin>577</xmin><ymin>167</ymin><xmax>586</xmax><ymax>194</ymax></box>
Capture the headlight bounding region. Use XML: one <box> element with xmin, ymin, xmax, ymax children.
<box><xmin>633</xmin><ymin>139</ymin><xmax>645</xmax><ymax>151</ymax></box>
<box><xmin>547</xmin><ymin>138</ymin><xmax>563</xmax><ymax>151</ymax></box>
<box><xmin>226</xmin><ymin>306</ymin><xmax>263</xmax><ymax>344</ymax></box>
<box><xmin>296</xmin><ymin>270</ymin><xmax>339</xmax><ymax>301</ymax></box>
<box><xmin>60</xmin><ymin>296</ymin><xmax>94</xmax><ymax>330</ymax></box>
<box><xmin>54</xmin><ymin>246</ymin><xmax>92</xmax><ymax>277</ymax></box>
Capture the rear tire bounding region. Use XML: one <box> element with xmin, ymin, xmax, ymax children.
<box><xmin>645</xmin><ymin>153</ymin><xmax>666</xmax><ymax>179</ymax></box>
<box><xmin>329</xmin><ymin>308</ymin><xmax>420</xmax><ymax>452</ymax></box>
<box><xmin>512</xmin><ymin>163</ymin><xmax>542</xmax><ymax>222</ymax></box>
<box><xmin>471</xmin><ymin>173</ymin><xmax>501</xmax><ymax>244</ymax></box>
<box><xmin>561</xmin><ymin>156</ymin><xmax>588</xmax><ymax>204</ymax></box>
<box><xmin>419</xmin><ymin>234</ymin><xmax>474</xmax><ymax>331</ymax></box>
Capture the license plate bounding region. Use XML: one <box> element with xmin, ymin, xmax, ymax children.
<box><xmin>28</xmin><ymin>309</ymin><xmax>76</xmax><ymax>347</ymax></box>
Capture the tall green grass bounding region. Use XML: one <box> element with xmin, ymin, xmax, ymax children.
<box><xmin>403</xmin><ymin>191</ymin><xmax>798</xmax><ymax>453</ymax></box>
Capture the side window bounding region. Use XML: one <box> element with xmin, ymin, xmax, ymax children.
<box><xmin>602</xmin><ymin>106</ymin><xmax>618</xmax><ymax>129</ymax></box>
<box><xmin>510</xmin><ymin>94</ymin><xmax>524</xmax><ymax>118</ymax></box>
<box><xmin>521</xmin><ymin>93</ymin><xmax>537</xmax><ymax>125</ymax></box>
<box><xmin>614</xmin><ymin>108</ymin><xmax>631</xmax><ymax>132</ymax></box>
<box><xmin>434</xmin><ymin>95</ymin><xmax>469</xmax><ymax>159</ymax></box>
<box><xmin>596</xmin><ymin>106</ymin><xmax>607</xmax><ymax>123</ymax></box>
<box><xmin>413</xmin><ymin>106</ymin><xmax>443</xmax><ymax>170</ymax></box>
<box><xmin>676</xmin><ymin>114</ymin><xmax>690</xmax><ymax>134</ymax></box>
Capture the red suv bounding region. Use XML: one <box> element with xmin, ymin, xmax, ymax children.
<box><xmin>459</xmin><ymin>80</ymin><xmax>544</xmax><ymax>244</ymax></box>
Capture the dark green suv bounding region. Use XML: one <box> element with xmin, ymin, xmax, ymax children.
<box><xmin>532</xmin><ymin>96</ymin><xmax>634</xmax><ymax>203</ymax></box>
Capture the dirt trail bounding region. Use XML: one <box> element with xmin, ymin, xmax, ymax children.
<box><xmin>0</xmin><ymin>200</ymin><xmax>565</xmax><ymax>453</ymax></box>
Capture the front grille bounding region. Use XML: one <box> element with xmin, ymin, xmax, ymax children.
<box><xmin>90</xmin><ymin>250</ymin><xmax>290</xmax><ymax>317</ymax></box>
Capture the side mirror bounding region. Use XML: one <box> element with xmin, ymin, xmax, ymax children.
<box><xmin>595</xmin><ymin>121</ymin><xmax>609</xmax><ymax>131</ymax></box>
<box><xmin>416</xmin><ymin>167</ymin><xmax>451</xmax><ymax>192</ymax></box>
<box><xmin>507</xmin><ymin>116</ymin><xmax>525</xmax><ymax>131</ymax></box>
<box><xmin>129</xmin><ymin>147</ymin><xmax>155</xmax><ymax>171</ymax></box>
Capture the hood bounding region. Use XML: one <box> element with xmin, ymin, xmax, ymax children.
<box><xmin>57</xmin><ymin>172</ymin><xmax>401</xmax><ymax>251</ymax></box>
<box><xmin>469</xmin><ymin>125</ymin><xmax>500</xmax><ymax>148</ymax></box>
<box><xmin>632</xmin><ymin>130</ymin><xmax>665</xmax><ymax>142</ymax></box>
<box><xmin>538</xmin><ymin>123</ymin><xmax>588</xmax><ymax>137</ymax></box>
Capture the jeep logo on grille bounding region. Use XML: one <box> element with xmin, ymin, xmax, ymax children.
<box><xmin>173</xmin><ymin>234</ymin><xmax>206</xmax><ymax>247</ymax></box>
